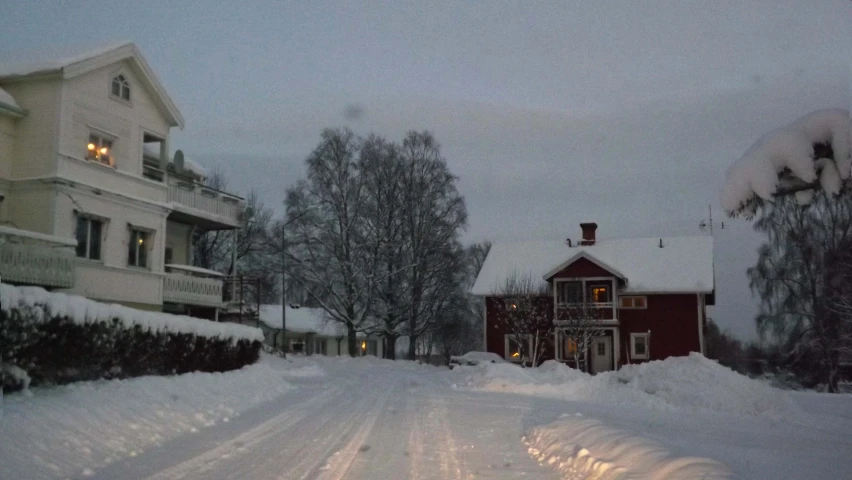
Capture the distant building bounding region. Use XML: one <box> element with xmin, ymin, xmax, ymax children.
<box><xmin>0</xmin><ymin>42</ymin><xmax>246</xmax><ymax>317</ymax></box>
<box><xmin>471</xmin><ymin>223</ymin><xmax>715</xmax><ymax>372</ymax></box>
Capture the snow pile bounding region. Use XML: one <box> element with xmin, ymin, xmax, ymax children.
<box><xmin>1</xmin><ymin>283</ymin><xmax>263</xmax><ymax>343</ymax></box>
<box><xmin>525</xmin><ymin>416</ymin><xmax>731</xmax><ymax>479</ymax></box>
<box><xmin>457</xmin><ymin>353</ymin><xmax>796</xmax><ymax>417</ymax></box>
<box><xmin>271</xmin><ymin>355</ymin><xmax>326</xmax><ymax>378</ymax></box>
<box><xmin>0</xmin><ymin>355</ymin><xmax>293</xmax><ymax>480</ymax></box>
<box><xmin>721</xmin><ymin>108</ymin><xmax>852</xmax><ymax>215</ymax></box>
<box><xmin>449</xmin><ymin>351</ymin><xmax>506</xmax><ymax>366</ymax></box>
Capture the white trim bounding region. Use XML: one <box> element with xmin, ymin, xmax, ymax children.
<box><xmin>630</xmin><ymin>332</ymin><xmax>650</xmax><ymax>360</ymax></box>
<box><xmin>543</xmin><ymin>251</ymin><xmax>626</xmax><ymax>281</ymax></box>
<box><xmin>697</xmin><ymin>293</ymin><xmax>705</xmax><ymax>355</ymax></box>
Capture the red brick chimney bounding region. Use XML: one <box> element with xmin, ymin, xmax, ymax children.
<box><xmin>580</xmin><ymin>222</ymin><xmax>598</xmax><ymax>246</ymax></box>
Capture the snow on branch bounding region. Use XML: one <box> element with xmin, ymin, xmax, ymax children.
<box><xmin>721</xmin><ymin>109</ymin><xmax>851</xmax><ymax>216</ymax></box>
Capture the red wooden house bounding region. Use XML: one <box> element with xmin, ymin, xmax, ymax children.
<box><xmin>471</xmin><ymin>223</ymin><xmax>715</xmax><ymax>373</ymax></box>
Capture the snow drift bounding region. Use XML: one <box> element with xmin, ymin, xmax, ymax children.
<box><xmin>457</xmin><ymin>353</ymin><xmax>797</xmax><ymax>417</ymax></box>
<box><xmin>721</xmin><ymin>108</ymin><xmax>852</xmax><ymax>215</ymax></box>
<box><xmin>0</xmin><ymin>355</ymin><xmax>294</xmax><ymax>480</ymax></box>
<box><xmin>525</xmin><ymin>416</ymin><xmax>731</xmax><ymax>479</ymax></box>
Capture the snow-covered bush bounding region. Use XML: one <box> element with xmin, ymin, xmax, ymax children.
<box><xmin>1</xmin><ymin>284</ymin><xmax>263</xmax><ymax>391</ymax></box>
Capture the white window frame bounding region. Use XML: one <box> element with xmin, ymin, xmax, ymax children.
<box><xmin>630</xmin><ymin>333</ymin><xmax>650</xmax><ymax>360</ymax></box>
<box><xmin>111</xmin><ymin>73</ymin><xmax>131</xmax><ymax>102</ymax></box>
<box><xmin>619</xmin><ymin>295</ymin><xmax>648</xmax><ymax>309</ymax></box>
<box><xmin>503</xmin><ymin>334</ymin><xmax>533</xmax><ymax>362</ymax></box>
<box><xmin>75</xmin><ymin>215</ymin><xmax>106</xmax><ymax>261</ymax></box>
<box><xmin>127</xmin><ymin>226</ymin><xmax>153</xmax><ymax>269</ymax></box>
<box><xmin>86</xmin><ymin>131</ymin><xmax>116</xmax><ymax>167</ymax></box>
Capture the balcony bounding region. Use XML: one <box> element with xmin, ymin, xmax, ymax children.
<box><xmin>0</xmin><ymin>226</ymin><xmax>76</xmax><ymax>288</ymax></box>
<box><xmin>554</xmin><ymin>303</ymin><xmax>617</xmax><ymax>324</ymax></box>
<box><xmin>167</xmin><ymin>179</ymin><xmax>245</xmax><ymax>229</ymax></box>
<box><xmin>163</xmin><ymin>264</ymin><xmax>225</xmax><ymax>307</ymax></box>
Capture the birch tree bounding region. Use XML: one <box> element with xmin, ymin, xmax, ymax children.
<box><xmin>557</xmin><ymin>298</ymin><xmax>606</xmax><ymax>372</ymax></box>
<box><xmin>284</xmin><ymin>128</ymin><xmax>375</xmax><ymax>356</ymax></box>
<box><xmin>493</xmin><ymin>273</ymin><xmax>552</xmax><ymax>366</ymax></box>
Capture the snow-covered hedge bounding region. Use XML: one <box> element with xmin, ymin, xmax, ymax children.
<box><xmin>1</xmin><ymin>284</ymin><xmax>263</xmax><ymax>390</ymax></box>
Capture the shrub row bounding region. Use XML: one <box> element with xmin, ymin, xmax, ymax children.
<box><xmin>1</xmin><ymin>290</ymin><xmax>262</xmax><ymax>392</ymax></box>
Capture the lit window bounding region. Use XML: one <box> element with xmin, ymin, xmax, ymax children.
<box><xmin>504</xmin><ymin>334</ymin><xmax>531</xmax><ymax>362</ymax></box>
<box><xmin>111</xmin><ymin>74</ymin><xmax>130</xmax><ymax>101</ymax></box>
<box><xmin>619</xmin><ymin>296</ymin><xmax>648</xmax><ymax>309</ymax></box>
<box><xmin>588</xmin><ymin>284</ymin><xmax>610</xmax><ymax>303</ymax></box>
<box><xmin>504</xmin><ymin>298</ymin><xmax>519</xmax><ymax>311</ymax></box>
<box><xmin>630</xmin><ymin>333</ymin><xmax>649</xmax><ymax>359</ymax></box>
<box><xmin>128</xmin><ymin>228</ymin><xmax>150</xmax><ymax>268</ymax></box>
<box><xmin>75</xmin><ymin>217</ymin><xmax>103</xmax><ymax>260</ymax></box>
<box><xmin>86</xmin><ymin>133</ymin><xmax>114</xmax><ymax>166</ymax></box>
<box><xmin>565</xmin><ymin>338</ymin><xmax>577</xmax><ymax>354</ymax></box>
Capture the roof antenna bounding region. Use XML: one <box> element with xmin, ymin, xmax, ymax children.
<box><xmin>566</xmin><ymin>238</ymin><xmax>573</xmax><ymax>247</ymax></box>
<box><xmin>699</xmin><ymin>204</ymin><xmax>725</xmax><ymax>236</ymax></box>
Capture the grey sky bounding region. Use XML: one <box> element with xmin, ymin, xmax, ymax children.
<box><xmin>2</xmin><ymin>1</ymin><xmax>849</xmax><ymax>340</ymax></box>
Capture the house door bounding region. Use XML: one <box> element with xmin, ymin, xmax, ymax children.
<box><xmin>591</xmin><ymin>336</ymin><xmax>613</xmax><ymax>373</ymax></box>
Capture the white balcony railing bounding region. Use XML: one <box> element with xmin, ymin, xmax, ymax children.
<box><xmin>167</xmin><ymin>181</ymin><xmax>244</xmax><ymax>226</ymax></box>
<box><xmin>0</xmin><ymin>227</ymin><xmax>76</xmax><ymax>288</ymax></box>
<box><xmin>163</xmin><ymin>270</ymin><xmax>224</xmax><ymax>307</ymax></box>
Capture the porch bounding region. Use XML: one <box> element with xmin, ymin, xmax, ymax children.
<box><xmin>162</xmin><ymin>264</ymin><xmax>225</xmax><ymax>308</ymax></box>
<box><xmin>0</xmin><ymin>226</ymin><xmax>76</xmax><ymax>288</ymax></box>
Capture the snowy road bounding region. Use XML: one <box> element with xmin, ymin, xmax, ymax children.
<box><xmin>85</xmin><ymin>360</ymin><xmax>557</xmax><ymax>480</ymax></box>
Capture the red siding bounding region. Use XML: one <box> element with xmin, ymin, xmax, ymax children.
<box><xmin>617</xmin><ymin>294</ymin><xmax>700</xmax><ymax>364</ymax></box>
<box><xmin>549</xmin><ymin>257</ymin><xmax>613</xmax><ymax>279</ymax></box>
<box><xmin>485</xmin><ymin>295</ymin><xmax>555</xmax><ymax>364</ymax></box>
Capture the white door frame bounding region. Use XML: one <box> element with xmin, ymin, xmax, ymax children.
<box><xmin>591</xmin><ymin>335</ymin><xmax>614</xmax><ymax>373</ymax></box>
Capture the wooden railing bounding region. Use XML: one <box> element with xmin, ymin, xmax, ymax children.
<box><xmin>167</xmin><ymin>181</ymin><xmax>244</xmax><ymax>226</ymax></box>
<box><xmin>163</xmin><ymin>273</ymin><xmax>224</xmax><ymax>307</ymax></box>
<box><xmin>0</xmin><ymin>242</ymin><xmax>75</xmax><ymax>288</ymax></box>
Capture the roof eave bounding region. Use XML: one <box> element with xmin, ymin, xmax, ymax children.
<box><xmin>542</xmin><ymin>250</ymin><xmax>626</xmax><ymax>281</ymax></box>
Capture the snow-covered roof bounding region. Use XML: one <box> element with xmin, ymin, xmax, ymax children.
<box><xmin>258</xmin><ymin>305</ymin><xmax>358</xmax><ymax>337</ymax></box>
<box><xmin>183</xmin><ymin>157</ymin><xmax>208</xmax><ymax>178</ymax></box>
<box><xmin>0</xmin><ymin>86</ymin><xmax>22</xmax><ymax>114</ymax></box>
<box><xmin>165</xmin><ymin>264</ymin><xmax>224</xmax><ymax>277</ymax></box>
<box><xmin>471</xmin><ymin>236</ymin><xmax>714</xmax><ymax>296</ymax></box>
<box><xmin>721</xmin><ymin>109</ymin><xmax>851</xmax><ymax>215</ymax></box>
<box><xmin>0</xmin><ymin>41</ymin><xmax>184</xmax><ymax>128</ymax></box>
<box><xmin>0</xmin><ymin>225</ymin><xmax>77</xmax><ymax>246</ymax></box>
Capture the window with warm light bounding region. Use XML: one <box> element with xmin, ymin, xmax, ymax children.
<box><xmin>504</xmin><ymin>334</ymin><xmax>531</xmax><ymax>362</ymax></box>
<box><xmin>588</xmin><ymin>284</ymin><xmax>610</xmax><ymax>303</ymax></box>
<box><xmin>128</xmin><ymin>228</ymin><xmax>149</xmax><ymax>268</ymax></box>
<box><xmin>565</xmin><ymin>338</ymin><xmax>577</xmax><ymax>354</ymax></box>
<box><xmin>504</xmin><ymin>298</ymin><xmax>519</xmax><ymax>311</ymax></box>
<box><xmin>619</xmin><ymin>296</ymin><xmax>647</xmax><ymax>309</ymax></box>
<box><xmin>111</xmin><ymin>74</ymin><xmax>130</xmax><ymax>101</ymax></box>
<box><xmin>86</xmin><ymin>133</ymin><xmax>114</xmax><ymax>166</ymax></box>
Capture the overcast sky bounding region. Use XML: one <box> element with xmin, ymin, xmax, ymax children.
<box><xmin>2</xmin><ymin>1</ymin><xmax>850</xmax><ymax>340</ymax></box>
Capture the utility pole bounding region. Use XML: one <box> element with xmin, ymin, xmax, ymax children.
<box><xmin>280</xmin><ymin>222</ymin><xmax>287</xmax><ymax>358</ymax></box>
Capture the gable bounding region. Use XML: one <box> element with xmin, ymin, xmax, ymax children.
<box><xmin>549</xmin><ymin>256</ymin><xmax>615</xmax><ymax>279</ymax></box>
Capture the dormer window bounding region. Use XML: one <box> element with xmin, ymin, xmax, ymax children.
<box><xmin>111</xmin><ymin>74</ymin><xmax>130</xmax><ymax>101</ymax></box>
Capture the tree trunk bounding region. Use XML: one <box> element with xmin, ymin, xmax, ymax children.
<box><xmin>347</xmin><ymin>324</ymin><xmax>358</xmax><ymax>357</ymax></box>
<box><xmin>408</xmin><ymin>334</ymin><xmax>417</xmax><ymax>361</ymax></box>
<box><xmin>384</xmin><ymin>333</ymin><xmax>398</xmax><ymax>359</ymax></box>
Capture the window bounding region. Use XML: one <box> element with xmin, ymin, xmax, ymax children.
<box><xmin>128</xmin><ymin>228</ymin><xmax>150</xmax><ymax>268</ymax></box>
<box><xmin>360</xmin><ymin>339</ymin><xmax>378</xmax><ymax>356</ymax></box>
<box><xmin>164</xmin><ymin>246</ymin><xmax>173</xmax><ymax>265</ymax></box>
<box><xmin>313</xmin><ymin>338</ymin><xmax>327</xmax><ymax>355</ymax></box>
<box><xmin>596</xmin><ymin>342</ymin><xmax>606</xmax><ymax>356</ymax></box>
<box><xmin>111</xmin><ymin>74</ymin><xmax>130</xmax><ymax>101</ymax></box>
<box><xmin>142</xmin><ymin>133</ymin><xmax>165</xmax><ymax>182</ymax></box>
<box><xmin>86</xmin><ymin>133</ymin><xmax>114</xmax><ymax>166</ymax></box>
<box><xmin>290</xmin><ymin>340</ymin><xmax>305</xmax><ymax>354</ymax></box>
<box><xmin>557</xmin><ymin>281</ymin><xmax>582</xmax><ymax>304</ymax></box>
<box><xmin>75</xmin><ymin>217</ymin><xmax>103</xmax><ymax>260</ymax></box>
<box><xmin>504</xmin><ymin>334</ymin><xmax>532</xmax><ymax>362</ymax></box>
<box><xmin>619</xmin><ymin>296</ymin><xmax>647</xmax><ymax>309</ymax></box>
<box><xmin>504</xmin><ymin>298</ymin><xmax>518</xmax><ymax>311</ymax></box>
<box><xmin>587</xmin><ymin>283</ymin><xmax>611</xmax><ymax>303</ymax></box>
<box><xmin>630</xmin><ymin>333</ymin><xmax>650</xmax><ymax>359</ymax></box>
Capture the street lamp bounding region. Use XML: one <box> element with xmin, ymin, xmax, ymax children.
<box><xmin>277</xmin><ymin>205</ymin><xmax>316</xmax><ymax>358</ymax></box>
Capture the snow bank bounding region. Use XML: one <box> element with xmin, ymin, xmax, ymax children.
<box><xmin>525</xmin><ymin>416</ymin><xmax>731</xmax><ymax>479</ymax></box>
<box><xmin>1</xmin><ymin>283</ymin><xmax>263</xmax><ymax>343</ymax></box>
<box><xmin>450</xmin><ymin>351</ymin><xmax>506</xmax><ymax>366</ymax></box>
<box><xmin>457</xmin><ymin>353</ymin><xmax>796</xmax><ymax>417</ymax></box>
<box><xmin>0</xmin><ymin>355</ymin><xmax>293</xmax><ymax>480</ymax></box>
<box><xmin>721</xmin><ymin>108</ymin><xmax>852</xmax><ymax>215</ymax></box>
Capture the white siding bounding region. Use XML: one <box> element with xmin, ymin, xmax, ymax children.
<box><xmin>58</xmin><ymin>61</ymin><xmax>169</xmax><ymax>178</ymax></box>
<box><xmin>70</xmin><ymin>262</ymin><xmax>163</xmax><ymax>308</ymax></box>
<box><xmin>165</xmin><ymin>220</ymin><xmax>192</xmax><ymax>265</ymax></box>
<box><xmin>1</xmin><ymin>79</ymin><xmax>62</xmax><ymax>179</ymax></box>
<box><xmin>2</xmin><ymin>183</ymin><xmax>55</xmax><ymax>234</ymax></box>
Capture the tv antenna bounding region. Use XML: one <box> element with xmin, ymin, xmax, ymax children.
<box><xmin>699</xmin><ymin>205</ymin><xmax>725</xmax><ymax>236</ymax></box>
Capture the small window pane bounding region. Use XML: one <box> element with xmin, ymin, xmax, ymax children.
<box><xmin>634</xmin><ymin>336</ymin><xmax>647</xmax><ymax>356</ymax></box>
<box><xmin>597</xmin><ymin>342</ymin><xmax>606</xmax><ymax>355</ymax></box>
<box><xmin>75</xmin><ymin>218</ymin><xmax>88</xmax><ymax>258</ymax></box>
<box><xmin>164</xmin><ymin>246</ymin><xmax>173</xmax><ymax>265</ymax></box>
<box><xmin>121</xmin><ymin>85</ymin><xmax>130</xmax><ymax>101</ymax></box>
<box><xmin>634</xmin><ymin>297</ymin><xmax>646</xmax><ymax>308</ymax></box>
<box><xmin>137</xmin><ymin>232</ymin><xmax>147</xmax><ymax>267</ymax></box>
<box><xmin>619</xmin><ymin>297</ymin><xmax>631</xmax><ymax>308</ymax></box>
<box><xmin>111</xmin><ymin>80</ymin><xmax>120</xmax><ymax>96</ymax></box>
<box><xmin>88</xmin><ymin>220</ymin><xmax>102</xmax><ymax>260</ymax></box>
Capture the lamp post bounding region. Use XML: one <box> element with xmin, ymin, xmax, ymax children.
<box><xmin>280</xmin><ymin>222</ymin><xmax>287</xmax><ymax>357</ymax></box>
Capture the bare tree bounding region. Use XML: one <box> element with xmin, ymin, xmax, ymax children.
<box><xmin>556</xmin><ymin>291</ymin><xmax>606</xmax><ymax>372</ymax></box>
<box><xmin>492</xmin><ymin>272</ymin><xmax>552</xmax><ymax>366</ymax></box>
<box><xmin>284</xmin><ymin>128</ymin><xmax>376</xmax><ymax>356</ymax></box>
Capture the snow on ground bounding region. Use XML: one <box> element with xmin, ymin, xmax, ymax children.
<box><xmin>3</xmin><ymin>353</ymin><xmax>851</xmax><ymax>479</ymax></box>
<box><xmin>456</xmin><ymin>353</ymin><xmax>797</xmax><ymax>417</ymax></box>
<box><xmin>0</xmin><ymin>355</ymin><xmax>297</xmax><ymax>479</ymax></box>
